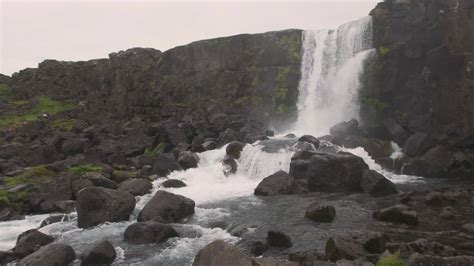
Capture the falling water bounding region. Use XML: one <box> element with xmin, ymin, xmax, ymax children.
<box><xmin>292</xmin><ymin>16</ymin><xmax>374</xmax><ymax>137</ymax></box>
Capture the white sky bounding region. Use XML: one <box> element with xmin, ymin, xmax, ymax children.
<box><xmin>0</xmin><ymin>0</ymin><xmax>379</xmax><ymax>75</ymax></box>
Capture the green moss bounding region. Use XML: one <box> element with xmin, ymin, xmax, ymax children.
<box><xmin>0</xmin><ymin>189</ymin><xmax>30</xmax><ymax>212</ymax></box>
<box><xmin>144</xmin><ymin>142</ymin><xmax>166</xmax><ymax>157</ymax></box>
<box><xmin>277</xmin><ymin>104</ymin><xmax>287</xmax><ymax>114</ymax></box>
<box><xmin>148</xmin><ymin>80</ymin><xmax>157</xmax><ymax>89</ymax></box>
<box><xmin>379</xmin><ymin>46</ymin><xmax>391</xmax><ymax>56</ymax></box>
<box><xmin>362</xmin><ymin>96</ymin><xmax>389</xmax><ymax>113</ymax></box>
<box><xmin>279</xmin><ymin>33</ymin><xmax>302</xmax><ymax>62</ymax></box>
<box><xmin>234</xmin><ymin>96</ymin><xmax>262</xmax><ymax>106</ymax></box>
<box><xmin>0</xmin><ymin>83</ymin><xmax>12</xmax><ymax>99</ymax></box>
<box><xmin>4</xmin><ymin>165</ymin><xmax>57</xmax><ymax>186</ymax></box>
<box><xmin>376</xmin><ymin>252</ymin><xmax>403</xmax><ymax>266</ymax></box>
<box><xmin>272</xmin><ymin>66</ymin><xmax>292</xmax><ymax>107</ymax></box>
<box><xmin>68</xmin><ymin>164</ymin><xmax>102</xmax><ymax>176</ymax></box>
<box><xmin>0</xmin><ymin>97</ymin><xmax>76</xmax><ymax>129</ymax></box>
<box><xmin>49</xmin><ymin>118</ymin><xmax>76</xmax><ymax>131</ymax></box>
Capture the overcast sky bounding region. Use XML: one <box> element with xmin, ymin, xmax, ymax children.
<box><xmin>0</xmin><ymin>0</ymin><xmax>379</xmax><ymax>75</ymax></box>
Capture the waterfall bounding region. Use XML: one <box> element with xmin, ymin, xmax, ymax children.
<box><xmin>291</xmin><ymin>16</ymin><xmax>374</xmax><ymax>137</ymax></box>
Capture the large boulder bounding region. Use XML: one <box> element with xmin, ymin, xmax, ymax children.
<box><xmin>76</xmin><ymin>187</ymin><xmax>136</xmax><ymax>228</ymax></box>
<box><xmin>124</xmin><ymin>221</ymin><xmax>179</xmax><ymax>245</ymax></box>
<box><xmin>325</xmin><ymin>231</ymin><xmax>391</xmax><ymax>262</ymax></box>
<box><xmin>254</xmin><ymin>171</ymin><xmax>295</xmax><ymax>196</ymax></box>
<box><xmin>402</xmin><ymin>145</ymin><xmax>454</xmax><ymax>178</ymax></box>
<box><xmin>118</xmin><ymin>178</ymin><xmax>152</xmax><ymax>196</ymax></box>
<box><xmin>80</xmin><ymin>240</ymin><xmax>116</xmax><ymax>266</ymax></box>
<box><xmin>226</xmin><ymin>141</ymin><xmax>246</xmax><ymax>159</ymax></box>
<box><xmin>360</xmin><ymin>169</ymin><xmax>398</xmax><ymax>196</ymax></box>
<box><xmin>178</xmin><ymin>151</ymin><xmax>199</xmax><ymax>170</ymax></box>
<box><xmin>373</xmin><ymin>204</ymin><xmax>418</xmax><ymax>226</ymax></box>
<box><xmin>193</xmin><ymin>240</ymin><xmax>255</xmax><ymax>266</ymax></box>
<box><xmin>9</xmin><ymin>229</ymin><xmax>54</xmax><ymax>260</ymax></box>
<box><xmin>161</xmin><ymin>179</ymin><xmax>187</xmax><ymax>188</ymax></box>
<box><xmin>343</xmin><ymin>136</ymin><xmax>392</xmax><ymax>159</ymax></box>
<box><xmin>222</xmin><ymin>155</ymin><xmax>237</xmax><ymax>175</ymax></box>
<box><xmin>82</xmin><ymin>172</ymin><xmax>117</xmax><ymax>189</ymax></box>
<box><xmin>18</xmin><ymin>243</ymin><xmax>75</xmax><ymax>266</ymax></box>
<box><xmin>152</xmin><ymin>153</ymin><xmax>181</xmax><ymax>177</ymax></box>
<box><xmin>305</xmin><ymin>202</ymin><xmax>336</xmax><ymax>223</ymax></box>
<box><xmin>137</xmin><ymin>190</ymin><xmax>195</xmax><ymax>223</ymax></box>
<box><xmin>298</xmin><ymin>135</ymin><xmax>320</xmax><ymax>149</ymax></box>
<box><xmin>402</xmin><ymin>132</ymin><xmax>435</xmax><ymax>157</ymax></box>
<box><xmin>289</xmin><ymin>150</ymin><xmax>368</xmax><ymax>192</ymax></box>
<box><xmin>266</xmin><ymin>231</ymin><xmax>292</xmax><ymax>249</ymax></box>
<box><xmin>329</xmin><ymin>119</ymin><xmax>360</xmax><ymax>144</ymax></box>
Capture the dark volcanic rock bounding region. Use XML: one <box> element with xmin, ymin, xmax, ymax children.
<box><xmin>402</xmin><ymin>145</ymin><xmax>454</xmax><ymax>178</ymax></box>
<box><xmin>193</xmin><ymin>240</ymin><xmax>255</xmax><ymax>266</ymax></box>
<box><xmin>360</xmin><ymin>169</ymin><xmax>397</xmax><ymax>196</ymax></box>
<box><xmin>18</xmin><ymin>243</ymin><xmax>75</xmax><ymax>266</ymax></box>
<box><xmin>124</xmin><ymin>221</ymin><xmax>179</xmax><ymax>245</ymax></box>
<box><xmin>226</xmin><ymin>141</ymin><xmax>246</xmax><ymax>159</ymax></box>
<box><xmin>76</xmin><ymin>187</ymin><xmax>136</xmax><ymax>228</ymax></box>
<box><xmin>305</xmin><ymin>202</ymin><xmax>336</xmax><ymax>223</ymax></box>
<box><xmin>153</xmin><ymin>153</ymin><xmax>181</xmax><ymax>177</ymax></box>
<box><xmin>289</xmin><ymin>150</ymin><xmax>368</xmax><ymax>192</ymax></box>
<box><xmin>118</xmin><ymin>178</ymin><xmax>152</xmax><ymax>196</ymax></box>
<box><xmin>298</xmin><ymin>135</ymin><xmax>320</xmax><ymax>149</ymax></box>
<box><xmin>266</xmin><ymin>231</ymin><xmax>292</xmax><ymax>249</ymax></box>
<box><xmin>178</xmin><ymin>151</ymin><xmax>199</xmax><ymax>170</ymax></box>
<box><xmin>250</xmin><ymin>240</ymin><xmax>269</xmax><ymax>256</ymax></box>
<box><xmin>407</xmin><ymin>253</ymin><xmax>474</xmax><ymax>266</ymax></box>
<box><xmin>402</xmin><ymin>132</ymin><xmax>435</xmax><ymax>157</ymax></box>
<box><xmin>325</xmin><ymin>233</ymin><xmax>365</xmax><ymax>262</ymax></box>
<box><xmin>80</xmin><ymin>240</ymin><xmax>116</xmax><ymax>266</ymax></box>
<box><xmin>254</xmin><ymin>170</ymin><xmax>295</xmax><ymax>196</ymax></box>
<box><xmin>222</xmin><ymin>155</ymin><xmax>237</xmax><ymax>175</ymax></box>
<box><xmin>373</xmin><ymin>204</ymin><xmax>418</xmax><ymax>226</ymax></box>
<box><xmin>10</xmin><ymin>229</ymin><xmax>54</xmax><ymax>259</ymax></box>
<box><xmin>161</xmin><ymin>179</ymin><xmax>187</xmax><ymax>188</ymax></box>
<box><xmin>82</xmin><ymin>172</ymin><xmax>117</xmax><ymax>189</ymax></box>
<box><xmin>40</xmin><ymin>214</ymin><xmax>71</xmax><ymax>228</ymax></box>
<box><xmin>329</xmin><ymin>119</ymin><xmax>360</xmax><ymax>144</ymax></box>
<box><xmin>343</xmin><ymin>135</ymin><xmax>392</xmax><ymax>159</ymax></box>
<box><xmin>424</xmin><ymin>191</ymin><xmax>444</xmax><ymax>206</ymax></box>
<box><xmin>138</xmin><ymin>190</ymin><xmax>195</xmax><ymax>223</ymax></box>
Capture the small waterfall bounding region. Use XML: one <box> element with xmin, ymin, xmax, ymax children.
<box><xmin>291</xmin><ymin>16</ymin><xmax>374</xmax><ymax>137</ymax></box>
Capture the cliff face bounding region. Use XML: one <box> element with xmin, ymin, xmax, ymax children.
<box><xmin>10</xmin><ymin>30</ymin><xmax>302</xmax><ymax>127</ymax></box>
<box><xmin>361</xmin><ymin>0</ymin><xmax>474</xmax><ymax>149</ymax></box>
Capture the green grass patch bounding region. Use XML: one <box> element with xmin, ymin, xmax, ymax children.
<box><xmin>376</xmin><ymin>252</ymin><xmax>403</xmax><ymax>266</ymax></box>
<box><xmin>144</xmin><ymin>142</ymin><xmax>166</xmax><ymax>157</ymax></box>
<box><xmin>0</xmin><ymin>83</ymin><xmax>12</xmax><ymax>99</ymax></box>
<box><xmin>0</xmin><ymin>97</ymin><xmax>76</xmax><ymax>129</ymax></box>
<box><xmin>4</xmin><ymin>165</ymin><xmax>57</xmax><ymax>186</ymax></box>
<box><xmin>68</xmin><ymin>164</ymin><xmax>102</xmax><ymax>176</ymax></box>
<box><xmin>379</xmin><ymin>46</ymin><xmax>391</xmax><ymax>56</ymax></box>
<box><xmin>49</xmin><ymin>118</ymin><xmax>76</xmax><ymax>131</ymax></box>
<box><xmin>0</xmin><ymin>190</ymin><xmax>30</xmax><ymax>212</ymax></box>
<box><xmin>279</xmin><ymin>33</ymin><xmax>302</xmax><ymax>62</ymax></box>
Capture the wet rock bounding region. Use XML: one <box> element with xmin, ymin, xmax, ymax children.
<box><xmin>254</xmin><ymin>257</ymin><xmax>299</xmax><ymax>266</ymax></box>
<box><xmin>407</xmin><ymin>253</ymin><xmax>474</xmax><ymax>266</ymax></box>
<box><xmin>462</xmin><ymin>223</ymin><xmax>474</xmax><ymax>233</ymax></box>
<box><xmin>288</xmin><ymin>249</ymin><xmax>328</xmax><ymax>265</ymax></box>
<box><xmin>325</xmin><ymin>233</ymin><xmax>365</xmax><ymax>262</ymax></box>
<box><xmin>439</xmin><ymin>206</ymin><xmax>456</xmax><ymax>220</ymax></box>
<box><xmin>329</xmin><ymin>119</ymin><xmax>360</xmax><ymax>144</ymax></box>
<box><xmin>289</xmin><ymin>150</ymin><xmax>368</xmax><ymax>192</ymax></box>
<box><xmin>343</xmin><ymin>136</ymin><xmax>392</xmax><ymax>159</ymax></box>
<box><xmin>372</xmin><ymin>204</ymin><xmax>418</xmax><ymax>225</ymax></box>
<box><xmin>250</xmin><ymin>240</ymin><xmax>269</xmax><ymax>256</ymax></box>
<box><xmin>402</xmin><ymin>132</ymin><xmax>435</xmax><ymax>157</ymax></box>
<box><xmin>402</xmin><ymin>145</ymin><xmax>454</xmax><ymax>178</ymax></box>
<box><xmin>82</xmin><ymin>172</ymin><xmax>117</xmax><ymax>189</ymax></box>
<box><xmin>202</xmin><ymin>140</ymin><xmax>218</xmax><ymax>151</ymax></box>
<box><xmin>254</xmin><ymin>170</ymin><xmax>295</xmax><ymax>196</ymax></box>
<box><xmin>226</xmin><ymin>141</ymin><xmax>246</xmax><ymax>159</ymax></box>
<box><xmin>305</xmin><ymin>202</ymin><xmax>336</xmax><ymax>223</ymax></box>
<box><xmin>80</xmin><ymin>240</ymin><xmax>116</xmax><ymax>266</ymax></box>
<box><xmin>222</xmin><ymin>155</ymin><xmax>237</xmax><ymax>175</ymax></box>
<box><xmin>208</xmin><ymin>221</ymin><xmax>228</xmax><ymax>230</ymax></box>
<box><xmin>245</xmin><ymin>134</ymin><xmax>269</xmax><ymax>143</ymax></box>
<box><xmin>71</xmin><ymin>178</ymin><xmax>94</xmax><ymax>199</ymax></box>
<box><xmin>265</xmin><ymin>130</ymin><xmax>275</xmax><ymax>137</ymax></box>
<box><xmin>298</xmin><ymin>135</ymin><xmax>320</xmax><ymax>149</ymax></box>
<box><xmin>360</xmin><ymin>169</ymin><xmax>397</xmax><ymax>196</ymax></box>
<box><xmin>76</xmin><ymin>187</ymin><xmax>136</xmax><ymax>228</ymax></box>
<box><xmin>406</xmin><ymin>238</ymin><xmax>458</xmax><ymax>257</ymax></box>
<box><xmin>285</xmin><ymin>133</ymin><xmax>297</xmax><ymax>138</ymax></box>
<box><xmin>443</xmin><ymin>189</ymin><xmax>471</xmax><ymax>203</ymax></box>
<box><xmin>178</xmin><ymin>151</ymin><xmax>199</xmax><ymax>170</ymax></box>
<box><xmin>52</xmin><ymin>200</ymin><xmax>76</xmax><ymax>214</ymax></box>
<box><xmin>424</xmin><ymin>191</ymin><xmax>444</xmax><ymax>206</ymax></box>
<box><xmin>18</xmin><ymin>243</ymin><xmax>75</xmax><ymax>266</ymax></box>
<box><xmin>118</xmin><ymin>178</ymin><xmax>152</xmax><ymax>196</ymax></box>
<box><xmin>363</xmin><ymin>232</ymin><xmax>391</xmax><ymax>254</ymax></box>
<box><xmin>193</xmin><ymin>240</ymin><xmax>255</xmax><ymax>266</ymax></box>
<box><xmin>152</xmin><ymin>153</ymin><xmax>181</xmax><ymax>177</ymax></box>
<box><xmin>40</xmin><ymin>214</ymin><xmax>71</xmax><ymax>228</ymax></box>
<box><xmin>10</xmin><ymin>229</ymin><xmax>54</xmax><ymax>259</ymax></box>
<box><xmin>228</xmin><ymin>224</ymin><xmax>250</xmax><ymax>237</ymax></box>
<box><xmin>161</xmin><ymin>179</ymin><xmax>187</xmax><ymax>188</ymax></box>
<box><xmin>267</xmin><ymin>231</ymin><xmax>292</xmax><ymax>249</ymax></box>
<box><xmin>124</xmin><ymin>221</ymin><xmax>179</xmax><ymax>245</ymax></box>
<box><xmin>138</xmin><ymin>190</ymin><xmax>195</xmax><ymax>223</ymax></box>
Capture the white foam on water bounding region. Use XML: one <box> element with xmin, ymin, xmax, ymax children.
<box><xmin>0</xmin><ymin>214</ymin><xmax>49</xmax><ymax>250</ymax></box>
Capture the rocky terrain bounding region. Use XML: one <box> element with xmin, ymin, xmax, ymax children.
<box><xmin>0</xmin><ymin>0</ymin><xmax>473</xmax><ymax>265</ymax></box>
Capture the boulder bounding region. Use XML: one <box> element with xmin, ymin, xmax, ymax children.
<box><xmin>40</xmin><ymin>214</ymin><xmax>71</xmax><ymax>228</ymax></box>
<box><xmin>10</xmin><ymin>229</ymin><xmax>54</xmax><ymax>259</ymax></box>
<box><xmin>161</xmin><ymin>179</ymin><xmax>187</xmax><ymax>188</ymax></box>
<box><xmin>373</xmin><ymin>204</ymin><xmax>418</xmax><ymax>225</ymax></box>
<box><xmin>152</xmin><ymin>153</ymin><xmax>181</xmax><ymax>177</ymax></box>
<box><xmin>402</xmin><ymin>132</ymin><xmax>435</xmax><ymax>157</ymax></box>
<box><xmin>18</xmin><ymin>243</ymin><xmax>75</xmax><ymax>266</ymax></box>
<box><xmin>202</xmin><ymin>140</ymin><xmax>218</xmax><ymax>151</ymax></box>
<box><xmin>80</xmin><ymin>240</ymin><xmax>116</xmax><ymax>266</ymax></box>
<box><xmin>325</xmin><ymin>234</ymin><xmax>365</xmax><ymax>262</ymax></box>
<box><xmin>222</xmin><ymin>155</ymin><xmax>237</xmax><ymax>175</ymax></box>
<box><xmin>439</xmin><ymin>206</ymin><xmax>455</xmax><ymax>220</ymax></box>
<box><xmin>250</xmin><ymin>240</ymin><xmax>269</xmax><ymax>256</ymax></box>
<box><xmin>124</xmin><ymin>221</ymin><xmax>179</xmax><ymax>245</ymax></box>
<box><xmin>360</xmin><ymin>170</ymin><xmax>398</xmax><ymax>196</ymax></box>
<box><xmin>402</xmin><ymin>145</ymin><xmax>454</xmax><ymax>178</ymax></box>
<box><xmin>405</xmin><ymin>238</ymin><xmax>457</xmax><ymax>257</ymax></box>
<box><xmin>298</xmin><ymin>135</ymin><xmax>320</xmax><ymax>149</ymax></box>
<box><xmin>193</xmin><ymin>240</ymin><xmax>255</xmax><ymax>266</ymax></box>
<box><xmin>329</xmin><ymin>119</ymin><xmax>360</xmax><ymax>144</ymax></box>
<box><xmin>60</xmin><ymin>138</ymin><xmax>91</xmax><ymax>156</ymax></box>
<box><xmin>343</xmin><ymin>136</ymin><xmax>392</xmax><ymax>159</ymax></box>
<box><xmin>266</xmin><ymin>231</ymin><xmax>292</xmax><ymax>249</ymax></box>
<box><xmin>82</xmin><ymin>172</ymin><xmax>117</xmax><ymax>189</ymax></box>
<box><xmin>76</xmin><ymin>187</ymin><xmax>136</xmax><ymax>228</ymax></box>
<box><xmin>254</xmin><ymin>171</ymin><xmax>295</xmax><ymax>196</ymax></box>
<box><xmin>178</xmin><ymin>151</ymin><xmax>199</xmax><ymax>170</ymax></box>
<box><xmin>289</xmin><ymin>150</ymin><xmax>368</xmax><ymax>192</ymax></box>
<box><xmin>71</xmin><ymin>178</ymin><xmax>94</xmax><ymax>199</ymax></box>
<box><xmin>118</xmin><ymin>178</ymin><xmax>152</xmax><ymax>196</ymax></box>
<box><xmin>363</xmin><ymin>232</ymin><xmax>391</xmax><ymax>254</ymax></box>
<box><xmin>424</xmin><ymin>191</ymin><xmax>444</xmax><ymax>206</ymax></box>
<box><xmin>305</xmin><ymin>202</ymin><xmax>336</xmax><ymax>223</ymax></box>
<box><xmin>407</xmin><ymin>253</ymin><xmax>474</xmax><ymax>266</ymax></box>
<box><xmin>30</xmin><ymin>175</ymin><xmax>74</xmax><ymax>213</ymax></box>
<box><xmin>226</xmin><ymin>141</ymin><xmax>246</xmax><ymax>159</ymax></box>
<box><xmin>137</xmin><ymin>190</ymin><xmax>195</xmax><ymax>223</ymax></box>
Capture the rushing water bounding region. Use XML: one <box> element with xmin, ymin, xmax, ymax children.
<box><xmin>0</xmin><ymin>16</ymin><xmax>430</xmax><ymax>265</ymax></box>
